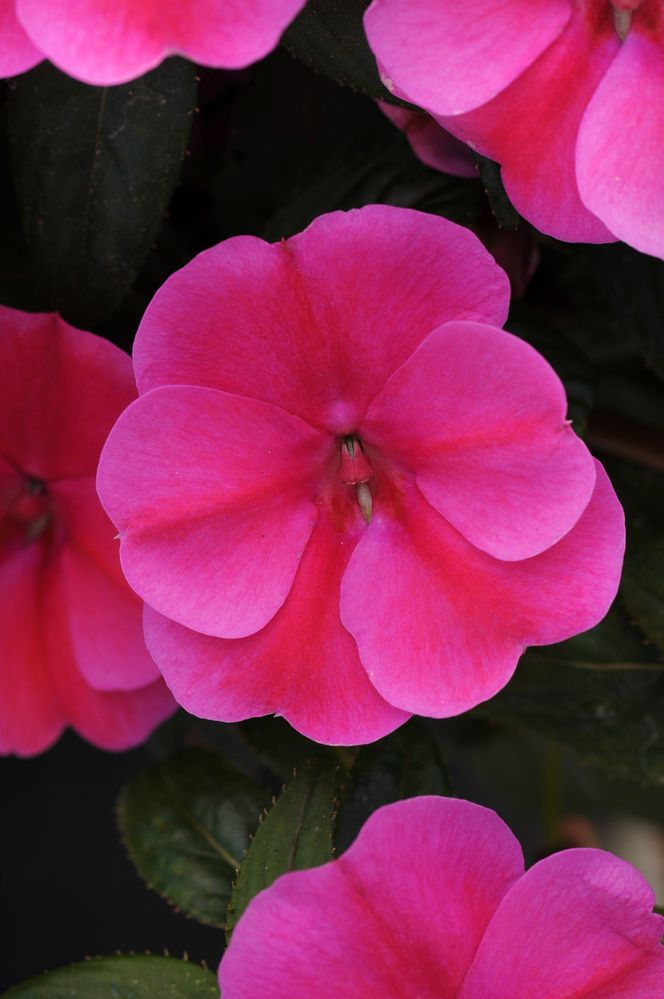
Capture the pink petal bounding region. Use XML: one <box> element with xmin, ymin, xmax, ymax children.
<box><xmin>133</xmin><ymin>206</ymin><xmax>510</xmax><ymax>433</ymax></box>
<box><xmin>0</xmin><ymin>0</ymin><xmax>42</xmax><ymax>76</ymax></box>
<box><xmin>220</xmin><ymin>797</ymin><xmax>524</xmax><ymax>997</ymax></box>
<box><xmin>378</xmin><ymin>103</ymin><xmax>477</xmax><ymax>178</ymax></box>
<box><xmin>16</xmin><ymin>0</ymin><xmax>306</xmax><ymax>85</ymax></box>
<box><xmin>365</xmin><ymin>0</ymin><xmax>571</xmax><ymax>115</ymax></box>
<box><xmin>0</xmin><ymin>545</ymin><xmax>63</xmax><ymax>756</ymax></box>
<box><xmin>576</xmin><ymin>18</ymin><xmax>664</xmax><ymax>258</ymax></box>
<box><xmin>52</xmin><ymin>478</ymin><xmax>159</xmax><ymax>692</ymax></box>
<box><xmin>97</xmin><ymin>385</ymin><xmax>331</xmax><ymax>638</ymax></box>
<box><xmin>144</xmin><ymin>506</ymin><xmax>408</xmax><ymax>746</ymax></box>
<box><xmin>339</xmin><ymin>465</ymin><xmax>623</xmax><ymax>717</ymax></box>
<box><xmin>459</xmin><ymin>849</ymin><xmax>664</xmax><ymax>997</ymax></box>
<box><xmin>0</xmin><ymin>307</ymin><xmax>136</xmax><ymax>480</ymax></box>
<box><xmin>360</xmin><ymin>321</ymin><xmax>596</xmax><ymax>561</ymax></box>
<box><xmin>438</xmin><ymin>7</ymin><xmax>619</xmax><ymax>243</ymax></box>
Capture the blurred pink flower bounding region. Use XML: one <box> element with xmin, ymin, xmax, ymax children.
<box><xmin>97</xmin><ymin>206</ymin><xmax>624</xmax><ymax>746</ymax></box>
<box><xmin>365</xmin><ymin>0</ymin><xmax>664</xmax><ymax>259</ymax></box>
<box><xmin>0</xmin><ymin>307</ymin><xmax>174</xmax><ymax>756</ymax></box>
<box><xmin>0</xmin><ymin>0</ymin><xmax>41</xmax><ymax>76</ymax></box>
<box><xmin>219</xmin><ymin>796</ymin><xmax>664</xmax><ymax>997</ymax></box>
<box><xmin>5</xmin><ymin>0</ymin><xmax>306</xmax><ymax>85</ymax></box>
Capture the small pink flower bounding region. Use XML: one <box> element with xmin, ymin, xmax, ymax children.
<box><xmin>219</xmin><ymin>796</ymin><xmax>664</xmax><ymax>997</ymax></box>
<box><xmin>365</xmin><ymin>0</ymin><xmax>664</xmax><ymax>259</ymax></box>
<box><xmin>377</xmin><ymin>102</ymin><xmax>477</xmax><ymax>178</ymax></box>
<box><xmin>97</xmin><ymin>205</ymin><xmax>624</xmax><ymax>747</ymax></box>
<box><xmin>6</xmin><ymin>0</ymin><xmax>306</xmax><ymax>85</ymax></box>
<box><xmin>0</xmin><ymin>307</ymin><xmax>174</xmax><ymax>756</ymax></box>
<box><xmin>0</xmin><ymin>0</ymin><xmax>41</xmax><ymax>77</ymax></box>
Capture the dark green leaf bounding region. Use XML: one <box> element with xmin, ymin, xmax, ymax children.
<box><xmin>119</xmin><ymin>749</ymin><xmax>270</xmax><ymax>928</ymax></box>
<box><xmin>226</xmin><ymin>757</ymin><xmax>338</xmax><ymax>938</ymax></box>
<box><xmin>8</xmin><ymin>59</ymin><xmax>196</xmax><ymax>329</ymax></box>
<box><xmin>476</xmin><ymin>607</ymin><xmax>664</xmax><ymax>784</ymax></box>
<box><xmin>283</xmin><ymin>0</ymin><xmax>399</xmax><ymax>103</ymax></box>
<box><xmin>335</xmin><ymin>721</ymin><xmax>450</xmax><ymax>852</ymax></box>
<box><xmin>1</xmin><ymin>956</ymin><xmax>218</xmax><ymax>998</ymax></box>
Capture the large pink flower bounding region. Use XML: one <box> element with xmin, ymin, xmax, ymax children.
<box><xmin>365</xmin><ymin>0</ymin><xmax>664</xmax><ymax>258</ymax></box>
<box><xmin>6</xmin><ymin>0</ymin><xmax>306</xmax><ymax>85</ymax></box>
<box><xmin>97</xmin><ymin>206</ymin><xmax>624</xmax><ymax>747</ymax></box>
<box><xmin>0</xmin><ymin>307</ymin><xmax>174</xmax><ymax>756</ymax></box>
<box><xmin>219</xmin><ymin>796</ymin><xmax>664</xmax><ymax>997</ymax></box>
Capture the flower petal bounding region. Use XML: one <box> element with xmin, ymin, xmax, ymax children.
<box><xmin>133</xmin><ymin>206</ymin><xmax>510</xmax><ymax>432</ymax></box>
<box><xmin>144</xmin><ymin>506</ymin><xmax>408</xmax><ymax>746</ymax></box>
<box><xmin>97</xmin><ymin>385</ymin><xmax>330</xmax><ymax>638</ymax></box>
<box><xmin>360</xmin><ymin>321</ymin><xmax>595</xmax><ymax>561</ymax></box>
<box><xmin>0</xmin><ymin>545</ymin><xmax>63</xmax><ymax>756</ymax></box>
<box><xmin>0</xmin><ymin>0</ymin><xmax>42</xmax><ymax>77</ymax></box>
<box><xmin>340</xmin><ymin>465</ymin><xmax>623</xmax><ymax>717</ymax></box>
<box><xmin>0</xmin><ymin>307</ymin><xmax>136</xmax><ymax>480</ymax></box>
<box><xmin>365</xmin><ymin>0</ymin><xmax>571</xmax><ymax>115</ymax></box>
<box><xmin>577</xmin><ymin>16</ymin><xmax>664</xmax><ymax>259</ymax></box>
<box><xmin>378</xmin><ymin>103</ymin><xmax>476</xmax><ymax>178</ymax></box>
<box><xmin>16</xmin><ymin>0</ymin><xmax>306</xmax><ymax>85</ymax></box>
<box><xmin>53</xmin><ymin>478</ymin><xmax>159</xmax><ymax>692</ymax></box>
<box><xmin>220</xmin><ymin>797</ymin><xmax>524</xmax><ymax>997</ymax></box>
<box><xmin>438</xmin><ymin>6</ymin><xmax>619</xmax><ymax>243</ymax></box>
<box><xmin>459</xmin><ymin>849</ymin><xmax>664</xmax><ymax>997</ymax></box>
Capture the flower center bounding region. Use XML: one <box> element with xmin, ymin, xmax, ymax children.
<box><xmin>339</xmin><ymin>436</ymin><xmax>373</xmax><ymax>524</ymax></box>
<box><xmin>9</xmin><ymin>475</ymin><xmax>52</xmax><ymax>544</ymax></box>
<box><xmin>610</xmin><ymin>0</ymin><xmax>646</xmax><ymax>38</ymax></box>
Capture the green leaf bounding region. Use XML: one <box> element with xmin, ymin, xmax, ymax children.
<box><xmin>283</xmin><ymin>0</ymin><xmax>400</xmax><ymax>103</ymax></box>
<box><xmin>119</xmin><ymin>749</ymin><xmax>270</xmax><ymax>928</ymax></box>
<box><xmin>226</xmin><ymin>757</ymin><xmax>338</xmax><ymax>938</ymax></box>
<box><xmin>335</xmin><ymin>720</ymin><xmax>451</xmax><ymax>852</ymax></box>
<box><xmin>475</xmin><ymin>607</ymin><xmax>664</xmax><ymax>784</ymax></box>
<box><xmin>1</xmin><ymin>956</ymin><xmax>218</xmax><ymax>998</ymax></box>
<box><xmin>8</xmin><ymin>59</ymin><xmax>196</xmax><ymax>329</ymax></box>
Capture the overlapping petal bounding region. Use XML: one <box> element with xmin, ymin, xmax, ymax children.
<box><xmin>98</xmin><ymin>385</ymin><xmax>331</xmax><ymax>638</ymax></box>
<box><xmin>378</xmin><ymin>103</ymin><xmax>476</xmax><ymax>178</ymax></box>
<box><xmin>220</xmin><ymin>798</ymin><xmax>524</xmax><ymax>997</ymax></box>
<box><xmin>365</xmin><ymin>0</ymin><xmax>571</xmax><ymax>116</ymax></box>
<box><xmin>144</xmin><ymin>506</ymin><xmax>408</xmax><ymax>746</ymax></box>
<box><xmin>435</xmin><ymin>6</ymin><xmax>619</xmax><ymax>243</ymax></box>
<box><xmin>360</xmin><ymin>320</ymin><xmax>595</xmax><ymax>560</ymax></box>
<box><xmin>577</xmin><ymin>14</ymin><xmax>664</xmax><ymax>259</ymax></box>
<box><xmin>0</xmin><ymin>308</ymin><xmax>136</xmax><ymax>480</ymax></box>
<box><xmin>0</xmin><ymin>0</ymin><xmax>42</xmax><ymax>77</ymax></box>
<box><xmin>340</xmin><ymin>464</ymin><xmax>623</xmax><ymax>717</ymax></box>
<box><xmin>459</xmin><ymin>849</ymin><xmax>664</xmax><ymax>997</ymax></box>
<box><xmin>133</xmin><ymin>207</ymin><xmax>510</xmax><ymax>432</ymax></box>
<box><xmin>16</xmin><ymin>0</ymin><xmax>306</xmax><ymax>85</ymax></box>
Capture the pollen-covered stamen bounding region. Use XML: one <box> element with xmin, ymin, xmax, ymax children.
<box><xmin>611</xmin><ymin>0</ymin><xmax>643</xmax><ymax>39</ymax></box>
<box><xmin>340</xmin><ymin>436</ymin><xmax>374</xmax><ymax>524</ymax></box>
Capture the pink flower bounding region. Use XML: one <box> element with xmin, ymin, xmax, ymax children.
<box><xmin>6</xmin><ymin>0</ymin><xmax>306</xmax><ymax>85</ymax></box>
<box><xmin>97</xmin><ymin>205</ymin><xmax>624</xmax><ymax>747</ymax></box>
<box><xmin>365</xmin><ymin>0</ymin><xmax>664</xmax><ymax>259</ymax></box>
<box><xmin>0</xmin><ymin>0</ymin><xmax>41</xmax><ymax>77</ymax></box>
<box><xmin>0</xmin><ymin>307</ymin><xmax>174</xmax><ymax>756</ymax></box>
<box><xmin>219</xmin><ymin>796</ymin><xmax>664</xmax><ymax>997</ymax></box>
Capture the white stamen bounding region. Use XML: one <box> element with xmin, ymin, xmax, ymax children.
<box><xmin>357</xmin><ymin>481</ymin><xmax>373</xmax><ymax>524</ymax></box>
<box><xmin>613</xmin><ymin>7</ymin><xmax>632</xmax><ymax>40</ymax></box>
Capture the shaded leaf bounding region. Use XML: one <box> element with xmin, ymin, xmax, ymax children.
<box><xmin>119</xmin><ymin>749</ymin><xmax>269</xmax><ymax>928</ymax></box>
<box><xmin>335</xmin><ymin>720</ymin><xmax>451</xmax><ymax>853</ymax></box>
<box><xmin>8</xmin><ymin>59</ymin><xmax>196</xmax><ymax>329</ymax></box>
<box><xmin>475</xmin><ymin>154</ymin><xmax>520</xmax><ymax>230</ymax></box>
<box><xmin>283</xmin><ymin>0</ymin><xmax>398</xmax><ymax>103</ymax></box>
<box><xmin>226</xmin><ymin>757</ymin><xmax>338</xmax><ymax>938</ymax></box>
<box><xmin>1</xmin><ymin>956</ymin><xmax>218</xmax><ymax>998</ymax></box>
